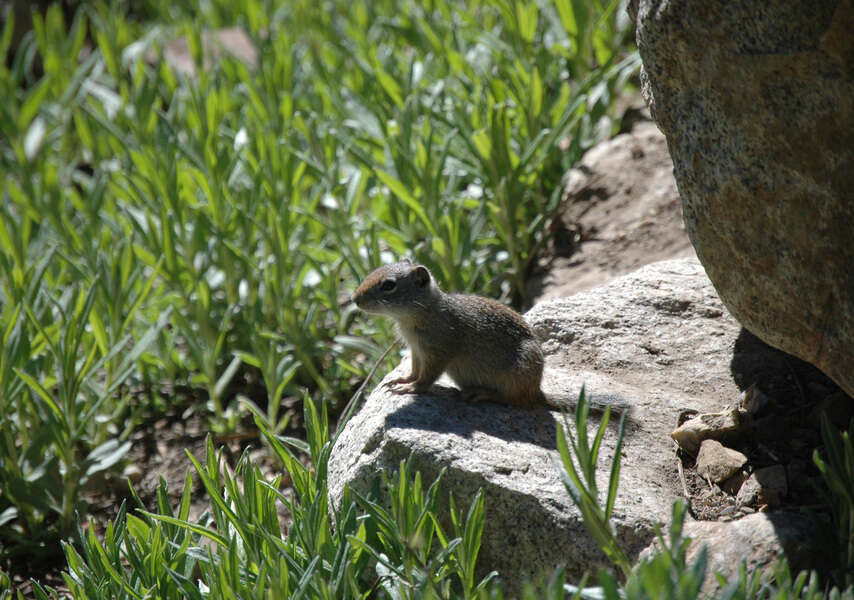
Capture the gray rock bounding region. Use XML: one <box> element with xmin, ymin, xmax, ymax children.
<box><xmin>736</xmin><ymin>465</ymin><xmax>788</xmax><ymax>508</ymax></box>
<box><xmin>680</xmin><ymin>512</ymin><xmax>826</xmax><ymax>595</ymax></box>
<box><xmin>670</xmin><ymin>408</ymin><xmax>752</xmax><ymax>453</ymax></box>
<box><xmin>330</xmin><ymin>258</ymin><xmax>747</xmax><ymax>589</ymax></box>
<box><xmin>696</xmin><ymin>440</ymin><xmax>748</xmax><ymax>483</ymax></box>
<box><xmin>329</xmin><ymin>383</ymin><xmax>650</xmax><ymax>592</ymax></box>
<box><xmin>157</xmin><ymin>28</ymin><xmax>258</xmax><ymax>78</ymax></box>
<box><xmin>629</xmin><ymin>0</ymin><xmax>854</xmax><ymax>398</ymax></box>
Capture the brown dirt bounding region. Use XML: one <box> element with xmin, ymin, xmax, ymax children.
<box><xmin>526</xmin><ymin>119</ymin><xmax>695</xmax><ymax>306</ymax></box>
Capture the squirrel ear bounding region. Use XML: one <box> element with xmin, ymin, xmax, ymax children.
<box><xmin>412</xmin><ymin>265</ymin><xmax>431</xmax><ymax>287</ymax></box>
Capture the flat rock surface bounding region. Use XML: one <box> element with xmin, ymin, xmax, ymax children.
<box><xmin>681</xmin><ymin>511</ymin><xmax>828</xmax><ymax>595</ymax></box>
<box><xmin>330</xmin><ymin>257</ymin><xmax>746</xmax><ymax>587</ymax></box>
<box><xmin>530</xmin><ymin>258</ymin><xmax>741</xmax><ymax>425</ymax></box>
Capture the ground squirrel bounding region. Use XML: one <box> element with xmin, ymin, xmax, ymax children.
<box><xmin>352</xmin><ymin>260</ymin><xmax>547</xmax><ymax>408</ymax></box>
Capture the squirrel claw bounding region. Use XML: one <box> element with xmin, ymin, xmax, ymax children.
<box><xmin>388</xmin><ymin>382</ymin><xmax>417</xmax><ymax>395</ymax></box>
<box><xmin>386</xmin><ymin>377</ymin><xmax>426</xmax><ymax>395</ymax></box>
<box><xmin>386</xmin><ymin>374</ymin><xmax>417</xmax><ymax>389</ymax></box>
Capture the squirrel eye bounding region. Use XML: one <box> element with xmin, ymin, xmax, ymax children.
<box><xmin>380</xmin><ymin>279</ymin><xmax>396</xmax><ymax>292</ymax></box>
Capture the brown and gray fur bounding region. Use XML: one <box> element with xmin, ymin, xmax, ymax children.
<box><xmin>352</xmin><ymin>260</ymin><xmax>545</xmax><ymax>408</ymax></box>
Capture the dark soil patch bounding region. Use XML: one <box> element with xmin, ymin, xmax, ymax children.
<box><xmin>676</xmin><ymin>329</ymin><xmax>849</xmax><ymax>522</ymax></box>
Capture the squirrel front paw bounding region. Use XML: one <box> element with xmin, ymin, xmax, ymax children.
<box><xmin>386</xmin><ymin>376</ymin><xmax>433</xmax><ymax>396</ymax></box>
<box><xmin>386</xmin><ymin>372</ymin><xmax>416</xmax><ymax>389</ymax></box>
<box><xmin>389</xmin><ymin>382</ymin><xmax>418</xmax><ymax>395</ymax></box>
<box><xmin>386</xmin><ymin>373</ymin><xmax>418</xmax><ymax>394</ymax></box>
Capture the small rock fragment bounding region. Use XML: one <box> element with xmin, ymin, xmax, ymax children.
<box><xmin>670</xmin><ymin>408</ymin><xmax>751</xmax><ymax>453</ymax></box>
<box><xmin>736</xmin><ymin>465</ymin><xmax>787</xmax><ymax>508</ymax></box>
<box><xmin>741</xmin><ymin>385</ymin><xmax>773</xmax><ymax>417</ymax></box>
<box><xmin>696</xmin><ymin>440</ymin><xmax>747</xmax><ymax>483</ymax></box>
<box><xmin>123</xmin><ymin>464</ymin><xmax>143</xmax><ymax>484</ymax></box>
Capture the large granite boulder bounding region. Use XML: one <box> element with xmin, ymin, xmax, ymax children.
<box><xmin>630</xmin><ymin>0</ymin><xmax>854</xmax><ymax>397</ymax></box>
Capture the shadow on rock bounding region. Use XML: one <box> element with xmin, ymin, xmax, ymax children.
<box><xmin>730</xmin><ymin>327</ymin><xmax>843</xmax><ymax>400</ymax></box>
<box><xmin>383</xmin><ymin>385</ymin><xmax>561</xmax><ymax>450</ymax></box>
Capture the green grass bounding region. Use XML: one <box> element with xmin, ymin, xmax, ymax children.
<box><xmin>13</xmin><ymin>387</ymin><xmax>853</xmax><ymax>599</ymax></box>
<box><xmin>19</xmin><ymin>397</ymin><xmax>499</xmax><ymax>599</ymax></box>
<box><xmin>3</xmin><ymin>2</ymin><xmax>853</xmax><ymax>597</ymax></box>
<box><xmin>0</xmin><ymin>0</ymin><xmax>638</xmax><ymax>563</ymax></box>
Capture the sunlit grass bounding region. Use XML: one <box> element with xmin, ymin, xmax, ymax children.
<box><xmin>2</xmin><ymin>2</ymin><xmax>851</xmax><ymax>597</ymax></box>
<box><xmin>0</xmin><ymin>0</ymin><xmax>638</xmax><ymax>570</ymax></box>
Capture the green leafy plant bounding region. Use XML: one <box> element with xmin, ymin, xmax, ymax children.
<box><xmin>1</xmin><ymin>0</ymin><xmax>639</xmax><ymax>570</ymax></box>
<box><xmin>814</xmin><ymin>415</ymin><xmax>854</xmax><ymax>590</ymax></box>
<box><xmin>29</xmin><ymin>396</ymin><xmax>496</xmax><ymax>598</ymax></box>
<box><xmin>2</xmin><ymin>0</ymin><xmax>639</xmax><ymax>422</ymax></box>
<box><xmin>556</xmin><ymin>386</ymin><xmax>630</xmax><ymax>577</ymax></box>
<box><xmin>0</xmin><ymin>567</ymin><xmax>22</xmax><ymax>600</ymax></box>
<box><xmin>556</xmin><ymin>388</ymin><xmax>854</xmax><ymax>599</ymax></box>
<box><xmin>1</xmin><ymin>273</ymin><xmax>165</xmax><ymax>558</ymax></box>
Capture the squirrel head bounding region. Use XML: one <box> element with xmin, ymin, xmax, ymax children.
<box><xmin>352</xmin><ymin>260</ymin><xmax>440</xmax><ymax>318</ymax></box>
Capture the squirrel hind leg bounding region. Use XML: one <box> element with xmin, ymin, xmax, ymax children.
<box><xmin>460</xmin><ymin>384</ymin><xmax>544</xmax><ymax>408</ymax></box>
<box><xmin>501</xmin><ymin>379</ymin><xmax>548</xmax><ymax>408</ymax></box>
<box><xmin>460</xmin><ymin>386</ymin><xmax>501</xmax><ymax>404</ymax></box>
